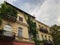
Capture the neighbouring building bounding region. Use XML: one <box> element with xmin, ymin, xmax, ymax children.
<box><xmin>35</xmin><ymin>20</ymin><xmax>53</xmax><ymax>45</ymax></box>
<box><xmin>0</xmin><ymin>1</ymin><xmax>53</xmax><ymax>45</ymax></box>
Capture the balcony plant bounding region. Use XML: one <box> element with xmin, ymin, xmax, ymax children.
<box><xmin>0</xmin><ymin>2</ymin><xmax>17</xmax><ymax>22</ymax></box>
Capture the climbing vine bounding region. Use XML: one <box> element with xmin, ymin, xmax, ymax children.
<box><xmin>0</xmin><ymin>2</ymin><xmax>17</xmax><ymax>25</ymax></box>
<box><xmin>0</xmin><ymin>2</ymin><xmax>17</xmax><ymax>18</ymax></box>
<box><xmin>0</xmin><ymin>17</ymin><xmax>2</xmax><ymax>25</ymax></box>
<box><xmin>26</xmin><ymin>15</ymin><xmax>40</xmax><ymax>45</ymax></box>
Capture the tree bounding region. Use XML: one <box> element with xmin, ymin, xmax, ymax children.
<box><xmin>51</xmin><ymin>25</ymin><xmax>60</xmax><ymax>45</ymax></box>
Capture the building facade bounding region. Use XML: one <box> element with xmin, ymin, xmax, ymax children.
<box><xmin>0</xmin><ymin>2</ymin><xmax>53</xmax><ymax>45</ymax></box>
<box><xmin>35</xmin><ymin>20</ymin><xmax>53</xmax><ymax>45</ymax></box>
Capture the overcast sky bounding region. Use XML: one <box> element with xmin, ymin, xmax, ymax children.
<box><xmin>0</xmin><ymin>0</ymin><xmax>60</xmax><ymax>26</ymax></box>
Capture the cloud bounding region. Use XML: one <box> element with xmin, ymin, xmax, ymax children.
<box><xmin>22</xmin><ymin>3</ymin><xmax>36</xmax><ymax>13</ymax></box>
<box><xmin>6</xmin><ymin>0</ymin><xmax>17</xmax><ymax>4</ymax></box>
<box><xmin>57</xmin><ymin>17</ymin><xmax>60</xmax><ymax>23</ymax></box>
<box><xmin>30</xmin><ymin>0</ymin><xmax>46</xmax><ymax>15</ymax></box>
<box><xmin>10</xmin><ymin>0</ymin><xmax>45</xmax><ymax>15</ymax></box>
<box><xmin>23</xmin><ymin>3</ymin><xmax>31</xmax><ymax>9</ymax></box>
<box><xmin>34</xmin><ymin>0</ymin><xmax>50</xmax><ymax>23</ymax></box>
<box><xmin>57</xmin><ymin>16</ymin><xmax>60</xmax><ymax>24</ymax></box>
<box><xmin>32</xmin><ymin>0</ymin><xmax>60</xmax><ymax>26</ymax></box>
<box><xmin>0</xmin><ymin>0</ymin><xmax>4</xmax><ymax>4</ymax></box>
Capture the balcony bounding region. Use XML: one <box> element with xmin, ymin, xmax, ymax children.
<box><xmin>39</xmin><ymin>28</ymin><xmax>48</xmax><ymax>34</ymax></box>
<box><xmin>0</xmin><ymin>29</ymin><xmax>15</xmax><ymax>41</ymax></box>
<box><xmin>43</xmin><ymin>40</ymin><xmax>53</xmax><ymax>45</ymax></box>
<box><xmin>1</xmin><ymin>14</ymin><xmax>16</xmax><ymax>22</ymax></box>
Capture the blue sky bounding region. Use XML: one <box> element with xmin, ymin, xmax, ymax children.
<box><xmin>0</xmin><ymin>0</ymin><xmax>60</xmax><ymax>26</ymax></box>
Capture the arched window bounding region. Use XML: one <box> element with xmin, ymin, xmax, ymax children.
<box><xmin>45</xmin><ymin>35</ymin><xmax>47</xmax><ymax>40</ymax></box>
<box><xmin>41</xmin><ymin>34</ymin><xmax>44</xmax><ymax>40</ymax></box>
<box><xmin>4</xmin><ymin>24</ymin><xmax>12</xmax><ymax>31</ymax></box>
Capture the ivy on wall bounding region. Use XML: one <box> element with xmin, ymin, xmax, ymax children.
<box><xmin>0</xmin><ymin>2</ymin><xmax>17</xmax><ymax>24</ymax></box>
<box><xmin>26</xmin><ymin>15</ymin><xmax>40</xmax><ymax>45</ymax></box>
<box><xmin>0</xmin><ymin>2</ymin><xmax>17</xmax><ymax>18</ymax></box>
<box><xmin>0</xmin><ymin>17</ymin><xmax>2</xmax><ymax>25</ymax></box>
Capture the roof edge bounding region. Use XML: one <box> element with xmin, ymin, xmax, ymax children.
<box><xmin>35</xmin><ymin>20</ymin><xmax>50</xmax><ymax>28</ymax></box>
<box><xmin>4</xmin><ymin>1</ymin><xmax>35</xmax><ymax>18</ymax></box>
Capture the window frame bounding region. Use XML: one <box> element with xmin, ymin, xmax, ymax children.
<box><xmin>19</xmin><ymin>16</ymin><xmax>23</xmax><ymax>22</ymax></box>
<box><xmin>18</xmin><ymin>27</ymin><xmax>22</xmax><ymax>38</ymax></box>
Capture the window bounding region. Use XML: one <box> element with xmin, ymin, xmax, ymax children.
<box><xmin>45</xmin><ymin>35</ymin><xmax>47</xmax><ymax>40</ymax></box>
<box><xmin>41</xmin><ymin>34</ymin><xmax>44</xmax><ymax>40</ymax></box>
<box><xmin>4</xmin><ymin>24</ymin><xmax>12</xmax><ymax>31</ymax></box>
<box><xmin>19</xmin><ymin>16</ymin><xmax>23</xmax><ymax>22</ymax></box>
<box><xmin>49</xmin><ymin>36</ymin><xmax>51</xmax><ymax>41</ymax></box>
<box><xmin>39</xmin><ymin>25</ymin><xmax>41</xmax><ymax>28</ymax></box>
<box><xmin>36</xmin><ymin>34</ymin><xmax>40</xmax><ymax>40</ymax></box>
<box><xmin>18</xmin><ymin>27</ymin><xmax>22</xmax><ymax>37</ymax></box>
<box><xmin>29</xmin><ymin>33</ymin><xmax>33</xmax><ymax>39</ymax></box>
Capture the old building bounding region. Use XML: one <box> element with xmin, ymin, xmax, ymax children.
<box><xmin>0</xmin><ymin>1</ymin><xmax>53</xmax><ymax>45</ymax></box>
<box><xmin>35</xmin><ymin>20</ymin><xmax>53</xmax><ymax>45</ymax></box>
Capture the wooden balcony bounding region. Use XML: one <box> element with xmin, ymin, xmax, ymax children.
<box><xmin>0</xmin><ymin>29</ymin><xmax>15</xmax><ymax>41</ymax></box>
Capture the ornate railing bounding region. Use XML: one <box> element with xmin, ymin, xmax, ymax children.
<box><xmin>0</xmin><ymin>14</ymin><xmax>16</xmax><ymax>22</ymax></box>
<box><xmin>39</xmin><ymin>28</ymin><xmax>48</xmax><ymax>34</ymax></box>
<box><xmin>0</xmin><ymin>29</ymin><xmax>15</xmax><ymax>40</ymax></box>
<box><xmin>43</xmin><ymin>40</ymin><xmax>53</xmax><ymax>45</ymax></box>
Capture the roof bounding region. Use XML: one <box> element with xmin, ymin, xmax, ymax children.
<box><xmin>35</xmin><ymin>20</ymin><xmax>50</xmax><ymax>28</ymax></box>
<box><xmin>5</xmin><ymin>1</ymin><xmax>35</xmax><ymax>18</ymax></box>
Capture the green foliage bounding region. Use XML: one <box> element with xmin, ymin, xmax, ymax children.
<box><xmin>0</xmin><ymin>2</ymin><xmax>18</xmax><ymax>24</ymax></box>
<box><xmin>0</xmin><ymin>2</ymin><xmax>17</xmax><ymax>18</ymax></box>
<box><xmin>27</xmin><ymin>16</ymin><xmax>40</xmax><ymax>45</ymax></box>
<box><xmin>51</xmin><ymin>25</ymin><xmax>60</xmax><ymax>45</ymax></box>
<box><xmin>0</xmin><ymin>17</ymin><xmax>2</xmax><ymax>25</ymax></box>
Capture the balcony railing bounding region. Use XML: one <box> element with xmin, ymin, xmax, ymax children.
<box><xmin>39</xmin><ymin>28</ymin><xmax>48</xmax><ymax>34</ymax></box>
<box><xmin>1</xmin><ymin>14</ymin><xmax>16</xmax><ymax>22</ymax></box>
<box><xmin>0</xmin><ymin>29</ymin><xmax>15</xmax><ymax>40</ymax></box>
<box><xmin>43</xmin><ymin>40</ymin><xmax>53</xmax><ymax>45</ymax></box>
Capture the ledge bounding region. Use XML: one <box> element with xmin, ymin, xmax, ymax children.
<box><xmin>16</xmin><ymin>21</ymin><xmax>29</xmax><ymax>27</ymax></box>
<box><xmin>15</xmin><ymin>36</ymin><xmax>34</xmax><ymax>44</ymax></box>
<box><xmin>0</xmin><ymin>29</ymin><xmax>15</xmax><ymax>40</ymax></box>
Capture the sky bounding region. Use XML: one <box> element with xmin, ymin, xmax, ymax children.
<box><xmin>0</xmin><ymin>0</ymin><xmax>60</xmax><ymax>26</ymax></box>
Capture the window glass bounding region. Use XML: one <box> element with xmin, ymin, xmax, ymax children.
<box><xmin>36</xmin><ymin>34</ymin><xmax>40</xmax><ymax>40</ymax></box>
<box><xmin>29</xmin><ymin>33</ymin><xmax>33</xmax><ymax>39</ymax></box>
<box><xmin>19</xmin><ymin>16</ymin><xmax>23</xmax><ymax>22</ymax></box>
<box><xmin>41</xmin><ymin>34</ymin><xmax>44</xmax><ymax>40</ymax></box>
<box><xmin>49</xmin><ymin>36</ymin><xmax>51</xmax><ymax>41</ymax></box>
<box><xmin>45</xmin><ymin>35</ymin><xmax>47</xmax><ymax>40</ymax></box>
<box><xmin>18</xmin><ymin>27</ymin><xmax>22</xmax><ymax>37</ymax></box>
